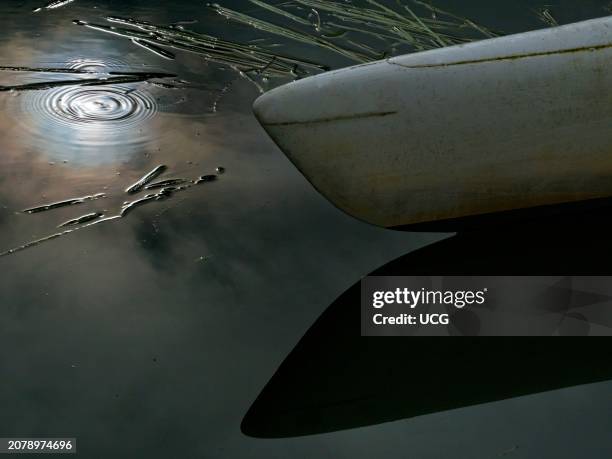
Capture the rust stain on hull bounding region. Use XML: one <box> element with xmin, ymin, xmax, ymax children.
<box><xmin>262</xmin><ymin>110</ymin><xmax>398</xmax><ymax>127</ymax></box>
<box><xmin>393</xmin><ymin>42</ymin><xmax>612</xmax><ymax>69</ymax></box>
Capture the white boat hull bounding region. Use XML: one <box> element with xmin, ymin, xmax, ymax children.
<box><xmin>254</xmin><ymin>17</ymin><xmax>612</xmax><ymax>228</ymax></box>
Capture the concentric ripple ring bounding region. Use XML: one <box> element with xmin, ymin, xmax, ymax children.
<box><xmin>40</xmin><ymin>85</ymin><xmax>156</xmax><ymax>129</ymax></box>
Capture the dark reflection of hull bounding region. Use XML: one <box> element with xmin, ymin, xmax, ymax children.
<box><xmin>242</xmin><ymin>198</ymin><xmax>612</xmax><ymax>438</ymax></box>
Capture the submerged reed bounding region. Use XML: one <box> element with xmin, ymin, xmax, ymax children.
<box><xmin>73</xmin><ymin>0</ymin><xmax>499</xmax><ymax>92</ymax></box>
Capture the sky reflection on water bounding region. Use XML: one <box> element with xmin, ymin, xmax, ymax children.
<box><xmin>0</xmin><ymin>1</ymin><xmax>612</xmax><ymax>458</ymax></box>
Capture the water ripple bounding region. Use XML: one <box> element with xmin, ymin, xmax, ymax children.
<box><xmin>13</xmin><ymin>82</ymin><xmax>159</xmax><ymax>161</ymax></box>
<box><xmin>41</xmin><ymin>86</ymin><xmax>156</xmax><ymax>128</ymax></box>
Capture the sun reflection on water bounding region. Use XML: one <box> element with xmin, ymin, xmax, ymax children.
<box><xmin>8</xmin><ymin>58</ymin><xmax>162</xmax><ymax>165</ymax></box>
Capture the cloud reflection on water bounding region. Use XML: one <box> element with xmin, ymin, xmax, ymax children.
<box><xmin>2</xmin><ymin>1</ymin><xmax>611</xmax><ymax>458</ymax></box>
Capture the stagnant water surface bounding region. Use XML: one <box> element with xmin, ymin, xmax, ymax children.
<box><xmin>1</xmin><ymin>1</ymin><xmax>612</xmax><ymax>457</ymax></box>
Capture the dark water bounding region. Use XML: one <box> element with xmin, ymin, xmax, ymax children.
<box><xmin>0</xmin><ymin>1</ymin><xmax>611</xmax><ymax>457</ymax></box>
